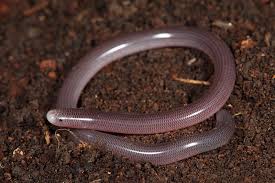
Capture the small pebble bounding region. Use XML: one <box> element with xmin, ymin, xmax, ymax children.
<box><xmin>4</xmin><ymin>172</ymin><xmax>12</xmax><ymax>180</ymax></box>
<box><xmin>32</xmin><ymin>170</ymin><xmax>40</xmax><ymax>177</ymax></box>
<box><xmin>64</xmin><ymin>152</ymin><xmax>71</xmax><ymax>164</ymax></box>
<box><xmin>39</xmin><ymin>59</ymin><xmax>57</xmax><ymax>71</ymax></box>
<box><xmin>48</xmin><ymin>71</ymin><xmax>57</xmax><ymax>80</ymax></box>
<box><xmin>12</xmin><ymin>165</ymin><xmax>23</xmax><ymax>176</ymax></box>
<box><xmin>38</xmin><ymin>15</ymin><xmax>46</xmax><ymax>21</ymax></box>
<box><xmin>0</xmin><ymin>148</ymin><xmax>4</xmax><ymax>160</ymax></box>
<box><xmin>0</xmin><ymin>104</ymin><xmax>6</xmax><ymax>113</ymax></box>
<box><xmin>0</xmin><ymin>1</ymin><xmax>9</xmax><ymax>15</ymax></box>
<box><xmin>27</xmin><ymin>27</ymin><xmax>41</xmax><ymax>38</ymax></box>
<box><xmin>153</xmin><ymin>102</ymin><xmax>159</xmax><ymax>111</ymax></box>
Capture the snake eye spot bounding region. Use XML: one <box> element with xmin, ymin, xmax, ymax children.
<box><xmin>59</xmin><ymin>119</ymin><xmax>63</xmax><ymax>122</ymax></box>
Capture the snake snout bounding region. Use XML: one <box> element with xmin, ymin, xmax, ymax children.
<box><xmin>46</xmin><ymin>109</ymin><xmax>59</xmax><ymax>125</ymax></box>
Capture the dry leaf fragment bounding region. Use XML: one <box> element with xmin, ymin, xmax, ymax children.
<box><xmin>264</xmin><ymin>32</ymin><xmax>271</xmax><ymax>47</ymax></box>
<box><xmin>240</xmin><ymin>38</ymin><xmax>256</xmax><ymax>49</ymax></box>
<box><xmin>44</xmin><ymin>130</ymin><xmax>51</xmax><ymax>145</ymax></box>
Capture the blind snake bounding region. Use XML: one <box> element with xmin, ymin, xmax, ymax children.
<box><xmin>46</xmin><ymin>27</ymin><xmax>236</xmax><ymax>165</ymax></box>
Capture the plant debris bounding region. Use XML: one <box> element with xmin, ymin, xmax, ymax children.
<box><xmin>212</xmin><ymin>20</ymin><xmax>234</xmax><ymax>30</ymax></box>
<box><xmin>23</xmin><ymin>0</ymin><xmax>49</xmax><ymax>16</ymax></box>
<box><xmin>264</xmin><ymin>32</ymin><xmax>271</xmax><ymax>47</ymax></box>
<box><xmin>172</xmin><ymin>74</ymin><xmax>210</xmax><ymax>86</ymax></box>
<box><xmin>240</xmin><ymin>38</ymin><xmax>257</xmax><ymax>49</ymax></box>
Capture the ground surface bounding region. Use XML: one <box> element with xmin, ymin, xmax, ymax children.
<box><xmin>0</xmin><ymin>0</ymin><xmax>274</xmax><ymax>182</ymax></box>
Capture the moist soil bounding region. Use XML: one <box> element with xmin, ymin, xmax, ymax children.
<box><xmin>0</xmin><ymin>0</ymin><xmax>274</xmax><ymax>182</ymax></box>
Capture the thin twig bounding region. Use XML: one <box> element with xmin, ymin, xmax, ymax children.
<box><xmin>172</xmin><ymin>74</ymin><xmax>210</xmax><ymax>86</ymax></box>
<box><xmin>44</xmin><ymin>129</ymin><xmax>51</xmax><ymax>145</ymax></box>
<box><xmin>91</xmin><ymin>179</ymin><xmax>102</xmax><ymax>183</ymax></box>
<box><xmin>233</xmin><ymin>112</ymin><xmax>242</xmax><ymax>117</ymax></box>
<box><xmin>264</xmin><ymin>32</ymin><xmax>271</xmax><ymax>47</ymax></box>
<box><xmin>212</xmin><ymin>20</ymin><xmax>234</xmax><ymax>30</ymax></box>
<box><xmin>23</xmin><ymin>0</ymin><xmax>49</xmax><ymax>16</ymax></box>
<box><xmin>186</xmin><ymin>58</ymin><xmax>197</xmax><ymax>66</ymax></box>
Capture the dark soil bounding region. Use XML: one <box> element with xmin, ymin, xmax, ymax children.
<box><xmin>0</xmin><ymin>0</ymin><xmax>274</xmax><ymax>182</ymax></box>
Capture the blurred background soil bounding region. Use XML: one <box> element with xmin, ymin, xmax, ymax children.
<box><xmin>0</xmin><ymin>0</ymin><xmax>274</xmax><ymax>182</ymax></box>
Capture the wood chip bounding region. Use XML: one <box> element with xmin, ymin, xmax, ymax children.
<box><xmin>172</xmin><ymin>74</ymin><xmax>210</xmax><ymax>86</ymax></box>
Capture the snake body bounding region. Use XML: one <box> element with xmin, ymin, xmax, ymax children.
<box><xmin>47</xmin><ymin>27</ymin><xmax>235</xmax><ymax>165</ymax></box>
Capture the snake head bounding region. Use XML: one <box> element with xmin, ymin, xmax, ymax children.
<box><xmin>46</xmin><ymin>108</ymin><xmax>90</xmax><ymax>128</ymax></box>
<box><xmin>47</xmin><ymin>109</ymin><xmax>62</xmax><ymax>126</ymax></box>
